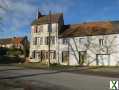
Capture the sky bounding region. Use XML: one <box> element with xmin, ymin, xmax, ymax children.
<box><xmin>0</xmin><ymin>0</ymin><xmax>119</xmax><ymax>39</ymax></box>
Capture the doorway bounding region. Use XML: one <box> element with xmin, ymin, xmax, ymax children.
<box><xmin>62</xmin><ymin>51</ymin><xmax>69</xmax><ymax>64</ymax></box>
<box><xmin>79</xmin><ymin>51</ymin><xmax>86</xmax><ymax>65</ymax></box>
<box><xmin>96</xmin><ymin>54</ymin><xmax>110</xmax><ymax>66</ymax></box>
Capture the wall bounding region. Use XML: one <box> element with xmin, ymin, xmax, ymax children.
<box><xmin>59</xmin><ymin>34</ymin><xmax>119</xmax><ymax>66</ymax></box>
<box><xmin>29</xmin><ymin>23</ymin><xmax>59</xmax><ymax>63</ymax></box>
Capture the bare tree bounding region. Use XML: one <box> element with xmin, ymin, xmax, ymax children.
<box><xmin>85</xmin><ymin>35</ymin><xmax>119</xmax><ymax>66</ymax></box>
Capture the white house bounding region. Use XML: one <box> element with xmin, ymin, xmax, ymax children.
<box><xmin>29</xmin><ymin>11</ymin><xmax>119</xmax><ymax>66</ymax></box>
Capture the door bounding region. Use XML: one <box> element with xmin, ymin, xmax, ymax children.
<box><xmin>79</xmin><ymin>51</ymin><xmax>86</xmax><ymax>65</ymax></box>
<box><xmin>97</xmin><ymin>54</ymin><xmax>110</xmax><ymax>66</ymax></box>
<box><xmin>62</xmin><ymin>51</ymin><xmax>69</xmax><ymax>64</ymax></box>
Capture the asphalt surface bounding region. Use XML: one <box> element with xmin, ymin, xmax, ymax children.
<box><xmin>0</xmin><ymin>65</ymin><xmax>119</xmax><ymax>90</ymax></box>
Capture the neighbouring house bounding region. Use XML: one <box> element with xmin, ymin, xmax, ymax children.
<box><xmin>0</xmin><ymin>36</ymin><xmax>28</xmax><ymax>49</ymax></box>
<box><xmin>29</xmin><ymin>11</ymin><xmax>119</xmax><ymax>66</ymax></box>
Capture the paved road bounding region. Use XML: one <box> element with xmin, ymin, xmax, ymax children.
<box><xmin>0</xmin><ymin>65</ymin><xmax>119</xmax><ymax>90</ymax></box>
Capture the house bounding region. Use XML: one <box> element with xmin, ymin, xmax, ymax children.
<box><xmin>29</xmin><ymin>11</ymin><xmax>119</xmax><ymax>66</ymax></box>
<box><xmin>0</xmin><ymin>36</ymin><xmax>28</xmax><ymax>49</ymax></box>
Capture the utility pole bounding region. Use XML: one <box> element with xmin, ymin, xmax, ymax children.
<box><xmin>48</xmin><ymin>11</ymin><xmax>52</xmax><ymax>68</ymax></box>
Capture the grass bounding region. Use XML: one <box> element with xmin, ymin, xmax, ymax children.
<box><xmin>15</xmin><ymin>63</ymin><xmax>119</xmax><ymax>70</ymax></box>
<box><xmin>15</xmin><ymin>63</ymin><xmax>79</xmax><ymax>70</ymax></box>
<box><xmin>15</xmin><ymin>63</ymin><xmax>49</xmax><ymax>69</ymax></box>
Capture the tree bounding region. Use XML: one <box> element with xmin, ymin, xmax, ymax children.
<box><xmin>85</xmin><ymin>35</ymin><xmax>119</xmax><ymax>66</ymax></box>
<box><xmin>22</xmin><ymin>36</ymin><xmax>29</xmax><ymax>58</ymax></box>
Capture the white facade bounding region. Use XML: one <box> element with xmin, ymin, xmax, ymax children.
<box><xmin>29</xmin><ymin>23</ymin><xmax>59</xmax><ymax>63</ymax></box>
<box><xmin>30</xmin><ymin>22</ymin><xmax>119</xmax><ymax>66</ymax></box>
<box><xmin>58</xmin><ymin>34</ymin><xmax>119</xmax><ymax>66</ymax></box>
<box><xmin>29</xmin><ymin>13</ymin><xmax>119</xmax><ymax>66</ymax></box>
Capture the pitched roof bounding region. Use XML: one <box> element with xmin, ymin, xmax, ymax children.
<box><xmin>60</xmin><ymin>21</ymin><xmax>119</xmax><ymax>38</ymax></box>
<box><xmin>0</xmin><ymin>37</ymin><xmax>24</xmax><ymax>45</ymax></box>
<box><xmin>32</xmin><ymin>13</ymin><xmax>63</xmax><ymax>25</ymax></box>
<box><xmin>12</xmin><ymin>37</ymin><xmax>24</xmax><ymax>44</ymax></box>
<box><xmin>0</xmin><ymin>38</ymin><xmax>12</xmax><ymax>45</ymax></box>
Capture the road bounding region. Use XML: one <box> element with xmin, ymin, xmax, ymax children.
<box><xmin>0</xmin><ymin>65</ymin><xmax>119</xmax><ymax>90</ymax></box>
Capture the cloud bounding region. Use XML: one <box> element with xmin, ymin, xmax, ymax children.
<box><xmin>0</xmin><ymin>0</ymin><xmax>38</xmax><ymax>33</ymax></box>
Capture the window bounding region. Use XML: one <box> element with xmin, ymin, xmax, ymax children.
<box><xmin>35</xmin><ymin>51</ymin><xmax>42</xmax><ymax>60</ymax></box>
<box><xmin>37</xmin><ymin>25</ymin><xmax>43</xmax><ymax>32</ymax></box>
<box><xmin>37</xmin><ymin>37</ymin><xmax>40</xmax><ymax>45</ymax></box>
<box><xmin>44</xmin><ymin>36</ymin><xmax>55</xmax><ymax>45</ymax></box>
<box><xmin>33</xmin><ymin>26</ymin><xmax>38</xmax><ymax>33</ymax></box>
<box><xmin>79</xmin><ymin>38</ymin><xmax>87</xmax><ymax>44</ymax></box>
<box><xmin>33</xmin><ymin>37</ymin><xmax>37</xmax><ymax>45</ymax></box>
<box><xmin>45</xmin><ymin>37</ymin><xmax>49</xmax><ymax>45</ymax></box>
<box><xmin>50</xmin><ymin>51</ymin><xmax>56</xmax><ymax>59</ymax></box>
<box><xmin>40</xmin><ymin>37</ymin><xmax>43</xmax><ymax>45</ymax></box>
<box><xmin>51</xmin><ymin>36</ymin><xmax>55</xmax><ymax>44</ymax></box>
<box><xmin>99</xmin><ymin>39</ymin><xmax>104</xmax><ymax>46</ymax></box>
<box><xmin>41</xmin><ymin>51</ymin><xmax>48</xmax><ymax>60</ymax></box>
<box><xmin>63</xmin><ymin>38</ymin><xmax>68</xmax><ymax>44</ymax></box>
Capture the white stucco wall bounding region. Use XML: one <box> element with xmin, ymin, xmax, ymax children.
<box><xmin>29</xmin><ymin>22</ymin><xmax>119</xmax><ymax>66</ymax></box>
<box><xmin>29</xmin><ymin>23</ymin><xmax>59</xmax><ymax>63</ymax></box>
<box><xmin>59</xmin><ymin>34</ymin><xmax>119</xmax><ymax>66</ymax></box>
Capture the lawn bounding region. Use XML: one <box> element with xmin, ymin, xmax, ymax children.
<box><xmin>15</xmin><ymin>63</ymin><xmax>78</xmax><ymax>70</ymax></box>
<box><xmin>14</xmin><ymin>63</ymin><xmax>119</xmax><ymax>78</ymax></box>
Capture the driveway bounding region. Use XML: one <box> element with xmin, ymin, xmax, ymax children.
<box><xmin>0</xmin><ymin>65</ymin><xmax>119</xmax><ymax>90</ymax></box>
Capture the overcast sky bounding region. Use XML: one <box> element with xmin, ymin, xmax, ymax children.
<box><xmin>0</xmin><ymin>0</ymin><xmax>119</xmax><ymax>39</ymax></box>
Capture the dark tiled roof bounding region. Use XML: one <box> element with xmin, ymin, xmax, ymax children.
<box><xmin>60</xmin><ymin>21</ymin><xmax>119</xmax><ymax>38</ymax></box>
<box><xmin>32</xmin><ymin>13</ymin><xmax>63</xmax><ymax>25</ymax></box>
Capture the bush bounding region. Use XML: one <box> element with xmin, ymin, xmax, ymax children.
<box><xmin>0</xmin><ymin>56</ymin><xmax>25</xmax><ymax>64</ymax></box>
<box><xmin>0</xmin><ymin>47</ymin><xmax>8</xmax><ymax>55</ymax></box>
<box><xmin>7</xmin><ymin>48</ymin><xmax>23</xmax><ymax>56</ymax></box>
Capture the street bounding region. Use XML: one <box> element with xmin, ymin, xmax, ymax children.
<box><xmin>0</xmin><ymin>65</ymin><xmax>119</xmax><ymax>90</ymax></box>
